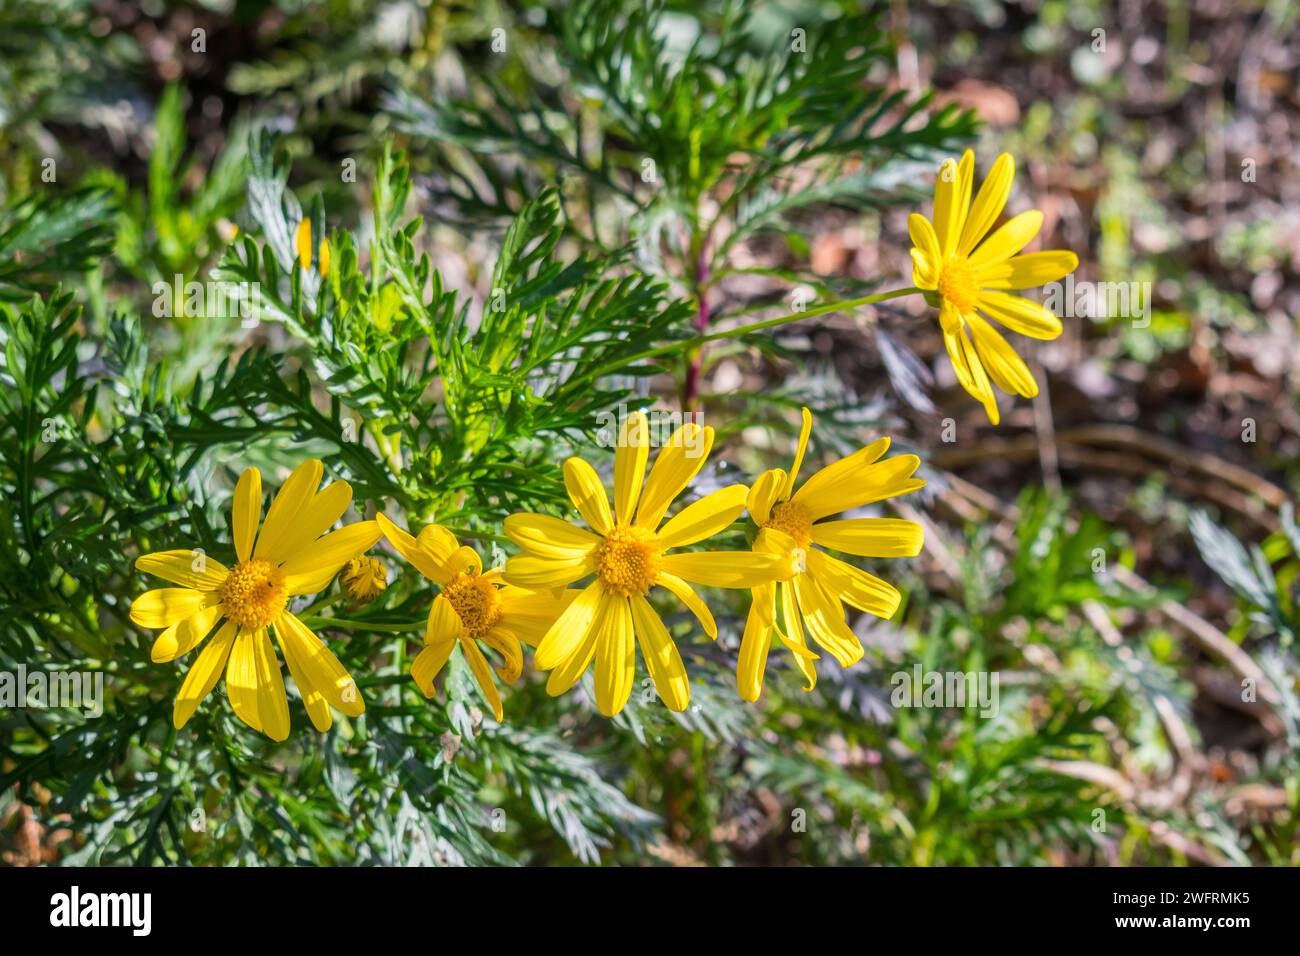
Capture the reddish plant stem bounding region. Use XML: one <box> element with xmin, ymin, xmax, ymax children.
<box><xmin>684</xmin><ymin>243</ymin><xmax>711</xmax><ymax>411</ymax></box>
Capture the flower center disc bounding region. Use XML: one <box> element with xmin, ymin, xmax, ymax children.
<box><xmin>594</xmin><ymin>525</ymin><xmax>662</xmax><ymax>597</ymax></box>
<box><xmin>444</xmin><ymin>573</ymin><xmax>502</xmax><ymax>638</ymax></box>
<box><xmin>220</xmin><ymin>559</ymin><xmax>288</xmax><ymax>630</ymax></box>
<box><xmin>937</xmin><ymin>256</ymin><xmax>980</xmax><ymax>314</ymax></box>
<box><xmin>764</xmin><ymin>500</ymin><xmax>814</xmax><ymax>549</ymax></box>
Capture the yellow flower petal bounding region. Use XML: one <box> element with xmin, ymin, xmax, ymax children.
<box><xmin>940</xmin><ymin>307</ymin><xmax>978</xmax><ymax>393</ymax></box>
<box><xmin>630</xmin><ymin>594</ymin><xmax>689</xmax><ymax>712</ymax></box>
<box><xmin>253</xmin><ymin>460</ymin><xmax>323</xmax><ymax>562</ymax></box>
<box><xmin>273</xmin><ymin>611</ymin><xmax>364</xmax><ymax>716</ymax></box>
<box><xmin>737</xmin><ymin>584</ymin><xmax>777</xmax><ymax>702</ymax></box>
<box><xmin>794</xmin><ymin>454</ymin><xmax>924</xmax><ymax>523</ymax></box>
<box><xmin>807</xmin><ymin>548</ymin><xmax>902</xmax><ymax>619</ymax></box>
<box><xmin>131</xmin><ymin>587</ymin><xmax>220</xmax><ymax>629</ymax></box>
<box><xmin>777</xmin><ymin>580</ymin><xmax>820</xmax><ymax>692</ymax></box>
<box><xmin>658</xmin><ymin>551</ymin><xmax>784</xmax><ymax>588</ymax></box>
<box><xmin>279</xmin><ymin>623</ymin><xmax>332</xmax><ymax>730</ymax></box>
<box><xmin>504</xmin><ymin>513</ymin><xmax>599</xmax><ymax>559</ymax></box>
<box><xmin>462</xmin><ymin>637</ymin><xmax>504</xmax><ymax>721</ymax></box>
<box><xmin>594</xmin><ymin>595</ymin><xmax>635</xmax><ymax>716</ymax></box>
<box><xmin>613</xmin><ymin>412</ymin><xmax>649</xmax><ymax>525</ymax></box>
<box><xmin>232</xmin><ymin>467</ymin><xmax>261</xmax><ymax>562</ymax></box>
<box><xmin>495</xmin><ymin>583</ymin><xmax>561</xmax><ymax>614</ymax></box>
<box><xmin>416</xmin><ymin>525</ymin><xmax>461</xmax><ymax>566</ymax></box>
<box><xmin>753</xmin><ymin>528</ymin><xmax>804</xmax><ymax>581</ymax></box>
<box><xmin>480</xmin><ymin>627</ymin><xmax>524</xmax><ymax>683</ymax></box>
<box><xmin>535</xmin><ymin>581</ymin><xmax>604</xmax><ymax>671</ymax></box>
<box><xmin>908</xmin><ymin>214</ymin><xmax>941</xmax><ymax>289</ymax></box>
<box><xmin>967</xmin><ymin>312</ymin><xmax>1039</xmax><ymax>398</ymax></box>
<box><xmin>779</xmin><ymin>407</ymin><xmax>814</xmax><ymax>499</ymax></box>
<box><xmin>656</xmin><ymin>483</ymin><xmax>748</xmax><ymax>549</ymax></box>
<box><xmin>792</xmin><ymin>572</ymin><xmax>864</xmax><ymax>667</ymax></box>
<box><xmin>446</xmin><ymin>544</ymin><xmax>481</xmax><ymax>577</ymax></box>
<box><xmin>636</xmin><ymin>423</ymin><xmax>714</xmax><ymax>529</ymax></box>
<box><xmin>933</xmin><ymin>150</ymin><xmax>974</xmax><ymax>257</ymax></box>
<box><xmin>957</xmin><ymin>151</ymin><xmax>975</xmax><ymax>217</ymax></box>
<box><xmin>756</xmin><ymin>525</ymin><xmax>794</xmax><ymax>556</ymax></box>
<box><xmin>502</xmin><ymin>552</ymin><xmax>592</xmax><ymax>590</ymax></box>
<box><xmin>746</xmin><ymin>468</ymin><xmax>787</xmax><ymax>525</ymax></box>
<box><xmin>978</xmin><ymin>250</ymin><xmax>1078</xmax><ymax>290</ymax></box>
<box><xmin>911</xmin><ymin>249</ymin><xmax>938</xmax><ymax>291</ymax></box>
<box><xmin>151</xmin><ymin>602</ymin><xmax>225</xmax><ymax>663</ymax></box>
<box><xmin>563</xmin><ymin>457</ymin><xmax>613</xmax><ymax>534</ymax></box>
<box><xmin>545</xmin><ymin>595</ymin><xmax>603</xmax><ymax>696</ymax></box>
<box><xmin>779</xmin><ymin>579</ymin><xmax>802</xmax><ymax>646</ymax></box>
<box><xmin>811</xmin><ymin>518</ymin><xmax>924</xmax><ymax>558</ymax></box>
<box><xmin>968</xmin><ymin>210</ymin><xmax>1044</xmax><ymax>271</ymax></box>
<box><xmin>252</xmin><ymin>627</ymin><xmax>290</xmax><ymax>741</ymax></box>
<box><xmin>410</xmin><ymin>641</ymin><xmax>455</xmax><ymax>698</ymax></box>
<box><xmin>790</xmin><ymin>437</ymin><xmax>890</xmax><ymax>513</ymax></box>
<box><xmin>265</xmin><ymin>480</ymin><xmax>353</xmax><ymax>564</ymax></box>
<box><xmin>136</xmin><ymin>549</ymin><xmax>229</xmax><ymax>591</ymax></box>
<box><xmin>656</xmin><ymin>572</ymin><xmax>717</xmax><ymax>638</ymax></box>
<box><xmin>957</xmin><ymin>152</ymin><xmax>1014</xmax><ymax>257</ymax></box>
<box><xmin>939</xmin><ymin>305</ymin><xmax>1000</xmax><ymax>425</ymax></box>
<box><xmin>226</xmin><ymin>629</ymin><xmax>264</xmax><ymax>734</ymax></box>
<box><xmin>376</xmin><ymin>513</ymin><xmax>453</xmax><ymax>584</ymax></box>
<box><xmin>908</xmin><ymin>213</ymin><xmax>941</xmax><ymax>264</ymax></box>
<box><xmin>280</xmin><ymin>521</ymin><xmax>383</xmax><ymax>595</ymax></box>
<box><xmin>426</xmin><ymin>593</ymin><xmax>462</xmax><ymax>645</ymax></box>
<box><xmin>172</xmin><ymin>621</ymin><xmax>237</xmax><ymax>729</ymax></box>
<box><xmin>496</xmin><ymin>586</ymin><xmax>578</xmax><ymax>646</ymax></box>
<box><xmin>296</xmin><ymin>217</ymin><xmax>312</xmax><ymax>269</ymax></box>
<box><xmin>975</xmin><ymin>290</ymin><xmax>1064</xmax><ymax>340</ymax></box>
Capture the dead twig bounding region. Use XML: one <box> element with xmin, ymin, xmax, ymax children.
<box><xmin>931</xmin><ymin>424</ymin><xmax>1288</xmax><ymax>530</ymax></box>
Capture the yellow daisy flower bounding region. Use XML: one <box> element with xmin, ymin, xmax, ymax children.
<box><xmin>130</xmin><ymin>460</ymin><xmax>382</xmax><ymax>740</ymax></box>
<box><xmin>738</xmin><ymin>408</ymin><xmax>925</xmax><ymax>701</ymax></box>
<box><xmin>503</xmin><ymin>412</ymin><xmax>784</xmax><ymax>717</ymax></box>
<box><xmin>375</xmin><ymin>515</ymin><xmax>573</xmax><ymax>721</ymax></box>
<box><xmin>340</xmin><ymin>555</ymin><xmax>387</xmax><ymax>603</ymax></box>
<box><xmin>909</xmin><ymin>149</ymin><xmax>1078</xmax><ymax>424</ymax></box>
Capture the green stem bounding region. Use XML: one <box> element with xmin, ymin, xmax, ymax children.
<box><xmin>298</xmin><ymin>592</ymin><xmax>346</xmax><ymax>618</ymax></box>
<box><xmin>299</xmin><ymin>617</ymin><xmax>421</xmax><ymax>634</ymax></box>
<box><xmin>582</xmin><ymin>286</ymin><xmax>920</xmax><ymax>386</ymax></box>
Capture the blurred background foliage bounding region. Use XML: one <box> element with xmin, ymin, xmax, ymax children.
<box><xmin>1</xmin><ymin>0</ymin><xmax>1297</xmax><ymax>866</ymax></box>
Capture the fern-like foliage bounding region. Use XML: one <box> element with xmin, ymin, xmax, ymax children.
<box><xmin>0</xmin><ymin>139</ymin><xmax>697</xmax><ymax>866</ymax></box>
<box><xmin>0</xmin><ymin>189</ymin><xmax>114</xmax><ymax>301</ymax></box>
<box><xmin>215</xmin><ymin>137</ymin><xmax>693</xmax><ymax>525</ymax></box>
<box><xmin>387</xmin><ymin>0</ymin><xmax>976</xmax><ymax>321</ymax></box>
